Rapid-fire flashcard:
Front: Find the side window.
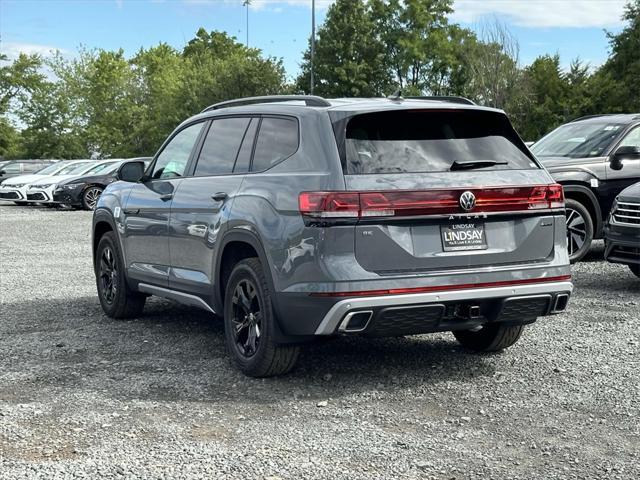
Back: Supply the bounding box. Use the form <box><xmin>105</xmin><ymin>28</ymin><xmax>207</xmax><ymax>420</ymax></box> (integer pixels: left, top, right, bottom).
<box><xmin>251</xmin><ymin>117</ymin><xmax>299</xmax><ymax>172</ymax></box>
<box><xmin>3</xmin><ymin>163</ymin><xmax>22</xmax><ymax>173</ymax></box>
<box><xmin>194</xmin><ymin>117</ymin><xmax>251</xmax><ymax>176</ymax></box>
<box><xmin>22</xmin><ymin>162</ymin><xmax>42</xmax><ymax>173</ymax></box>
<box><xmin>152</xmin><ymin>122</ymin><xmax>203</xmax><ymax>179</ymax></box>
<box><xmin>233</xmin><ymin>118</ymin><xmax>258</xmax><ymax>173</ymax></box>
<box><xmin>619</xmin><ymin>127</ymin><xmax>640</xmax><ymax>148</ymax></box>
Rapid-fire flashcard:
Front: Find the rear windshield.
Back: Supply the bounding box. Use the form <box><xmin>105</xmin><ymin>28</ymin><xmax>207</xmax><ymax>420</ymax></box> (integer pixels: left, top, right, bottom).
<box><xmin>340</xmin><ymin>110</ymin><xmax>537</xmax><ymax>174</ymax></box>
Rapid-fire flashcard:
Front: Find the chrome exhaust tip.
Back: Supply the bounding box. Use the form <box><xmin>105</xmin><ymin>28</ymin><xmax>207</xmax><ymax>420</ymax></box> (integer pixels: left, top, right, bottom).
<box><xmin>338</xmin><ymin>311</ymin><xmax>373</xmax><ymax>333</ymax></box>
<box><xmin>551</xmin><ymin>293</ymin><xmax>569</xmax><ymax>313</ymax></box>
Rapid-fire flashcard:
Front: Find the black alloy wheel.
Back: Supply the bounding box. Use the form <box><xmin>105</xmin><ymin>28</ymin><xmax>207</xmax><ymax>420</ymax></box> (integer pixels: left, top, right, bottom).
<box><xmin>223</xmin><ymin>258</ymin><xmax>300</xmax><ymax>377</ymax></box>
<box><xmin>95</xmin><ymin>232</ymin><xmax>146</xmax><ymax>318</ymax></box>
<box><xmin>98</xmin><ymin>245</ymin><xmax>118</xmax><ymax>306</ymax></box>
<box><xmin>230</xmin><ymin>279</ymin><xmax>262</xmax><ymax>358</ymax></box>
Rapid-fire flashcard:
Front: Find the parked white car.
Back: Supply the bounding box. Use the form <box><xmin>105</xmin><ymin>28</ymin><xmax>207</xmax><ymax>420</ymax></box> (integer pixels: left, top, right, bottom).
<box><xmin>25</xmin><ymin>160</ymin><xmax>118</xmax><ymax>205</ymax></box>
<box><xmin>0</xmin><ymin>161</ymin><xmax>72</xmax><ymax>204</ymax></box>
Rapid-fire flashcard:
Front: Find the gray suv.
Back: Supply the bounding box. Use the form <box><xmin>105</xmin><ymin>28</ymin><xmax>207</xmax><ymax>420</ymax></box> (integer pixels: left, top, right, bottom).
<box><xmin>92</xmin><ymin>95</ymin><xmax>573</xmax><ymax>377</ymax></box>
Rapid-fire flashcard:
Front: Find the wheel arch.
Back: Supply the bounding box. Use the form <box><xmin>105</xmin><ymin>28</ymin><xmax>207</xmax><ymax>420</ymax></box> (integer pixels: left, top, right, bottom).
<box><xmin>215</xmin><ymin>229</ymin><xmax>295</xmax><ymax>343</ymax></box>
<box><xmin>92</xmin><ymin>211</ymin><xmax>117</xmax><ymax>263</ymax></box>
<box><xmin>215</xmin><ymin>229</ymin><xmax>275</xmax><ymax>313</ymax></box>
<box><xmin>561</xmin><ymin>183</ymin><xmax>603</xmax><ymax>237</ymax></box>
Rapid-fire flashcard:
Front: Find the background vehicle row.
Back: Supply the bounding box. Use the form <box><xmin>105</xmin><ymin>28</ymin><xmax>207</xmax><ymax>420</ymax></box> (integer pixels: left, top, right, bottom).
<box><xmin>0</xmin><ymin>158</ymin><xmax>150</xmax><ymax>210</ymax></box>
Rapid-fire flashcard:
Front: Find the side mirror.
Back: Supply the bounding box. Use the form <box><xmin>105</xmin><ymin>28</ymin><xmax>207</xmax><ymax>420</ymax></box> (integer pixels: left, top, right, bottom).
<box><xmin>611</xmin><ymin>145</ymin><xmax>640</xmax><ymax>170</ymax></box>
<box><xmin>116</xmin><ymin>161</ymin><xmax>146</xmax><ymax>182</ymax></box>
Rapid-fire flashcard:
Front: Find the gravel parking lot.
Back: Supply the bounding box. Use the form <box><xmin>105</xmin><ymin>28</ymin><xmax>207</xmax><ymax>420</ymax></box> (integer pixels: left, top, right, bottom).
<box><xmin>1</xmin><ymin>202</ymin><xmax>639</xmax><ymax>479</ymax></box>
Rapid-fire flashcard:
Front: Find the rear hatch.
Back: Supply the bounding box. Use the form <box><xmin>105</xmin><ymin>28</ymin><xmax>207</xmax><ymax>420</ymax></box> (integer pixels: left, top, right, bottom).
<box><xmin>328</xmin><ymin>108</ymin><xmax>562</xmax><ymax>274</ymax></box>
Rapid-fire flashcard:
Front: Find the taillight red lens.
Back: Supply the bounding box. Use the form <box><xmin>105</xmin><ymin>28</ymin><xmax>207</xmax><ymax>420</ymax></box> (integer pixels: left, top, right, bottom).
<box><xmin>298</xmin><ymin>192</ymin><xmax>360</xmax><ymax>218</ymax></box>
<box><xmin>299</xmin><ymin>185</ymin><xmax>565</xmax><ymax>220</ymax></box>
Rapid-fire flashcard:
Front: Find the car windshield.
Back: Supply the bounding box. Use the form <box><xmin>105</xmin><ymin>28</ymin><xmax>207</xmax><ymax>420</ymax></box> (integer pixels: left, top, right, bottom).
<box><xmin>341</xmin><ymin>110</ymin><xmax>537</xmax><ymax>174</ymax></box>
<box><xmin>55</xmin><ymin>162</ymin><xmax>92</xmax><ymax>175</ymax></box>
<box><xmin>35</xmin><ymin>163</ymin><xmax>63</xmax><ymax>175</ymax></box>
<box><xmin>531</xmin><ymin>122</ymin><xmax>625</xmax><ymax>158</ymax></box>
<box><xmin>83</xmin><ymin>162</ymin><xmax>117</xmax><ymax>175</ymax></box>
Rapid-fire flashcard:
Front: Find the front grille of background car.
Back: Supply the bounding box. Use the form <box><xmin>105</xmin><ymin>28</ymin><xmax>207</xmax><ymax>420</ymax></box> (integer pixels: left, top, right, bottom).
<box><xmin>609</xmin><ymin>245</ymin><xmax>640</xmax><ymax>263</ymax></box>
<box><xmin>0</xmin><ymin>192</ymin><xmax>20</xmax><ymax>199</ymax></box>
<box><xmin>613</xmin><ymin>201</ymin><xmax>640</xmax><ymax>226</ymax></box>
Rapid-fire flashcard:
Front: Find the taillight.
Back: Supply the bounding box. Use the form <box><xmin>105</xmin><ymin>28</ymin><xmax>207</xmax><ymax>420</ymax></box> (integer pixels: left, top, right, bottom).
<box><xmin>298</xmin><ymin>192</ymin><xmax>360</xmax><ymax>218</ymax></box>
<box><xmin>299</xmin><ymin>185</ymin><xmax>565</xmax><ymax>220</ymax></box>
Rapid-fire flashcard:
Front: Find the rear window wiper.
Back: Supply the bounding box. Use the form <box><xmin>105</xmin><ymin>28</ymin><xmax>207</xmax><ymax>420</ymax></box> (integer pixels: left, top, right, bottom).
<box><xmin>450</xmin><ymin>160</ymin><xmax>508</xmax><ymax>171</ymax></box>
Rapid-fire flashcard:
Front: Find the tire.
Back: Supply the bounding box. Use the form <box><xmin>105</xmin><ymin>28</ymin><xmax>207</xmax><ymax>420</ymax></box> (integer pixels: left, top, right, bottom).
<box><xmin>95</xmin><ymin>231</ymin><xmax>146</xmax><ymax>319</ymax></box>
<box><xmin>565</xmin><ymin>198</ymin><xmax>594</xmax><ymax>263</ymax></box>
<box><xmin>82</xmin><ymin>186</ymin><xmax>104</xmax><ymax>211</ymax></box>
<box><xmin>629</xmin><ymin>264</ymin><xmax>640</xmax><ymax>278</ymax></box>
<box><xmin>453</xmin><ymin>323</ymin><xmax>525</xmax><ymax>352</ymax></box>
<box><xmin>223</xmin><ymin>257</ymin><xmax>300</xmax><ymax>377</ymax></box>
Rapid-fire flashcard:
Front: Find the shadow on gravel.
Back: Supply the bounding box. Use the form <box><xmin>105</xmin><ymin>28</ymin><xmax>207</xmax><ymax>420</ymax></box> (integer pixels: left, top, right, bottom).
<box><xmin>1</xmin><ymin>295</ymin><xmax>500</xmax><ymax>405</ymax></box>
<box><xmin>581</xmin><ymin>242</ymin><xmax>605</xmax><ymax>262</ymax></box>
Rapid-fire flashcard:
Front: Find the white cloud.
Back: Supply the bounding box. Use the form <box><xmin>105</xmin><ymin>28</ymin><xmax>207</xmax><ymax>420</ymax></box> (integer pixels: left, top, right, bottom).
<box><xmin>452</xmin><ymin>0</ymin><xmax>627</xmax><ymax>28</ymax></box>
<box><xmin>0</xmin><ymin>42</ymin><xmax>68</xmax><ymax>60</ymax></box>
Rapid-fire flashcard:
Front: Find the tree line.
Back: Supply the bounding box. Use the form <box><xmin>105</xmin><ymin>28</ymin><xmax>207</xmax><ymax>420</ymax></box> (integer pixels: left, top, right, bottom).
<box><xmin>1</xmin><ymin>0</ymin><xmax>638</xmax><ymax>159</ymax></box>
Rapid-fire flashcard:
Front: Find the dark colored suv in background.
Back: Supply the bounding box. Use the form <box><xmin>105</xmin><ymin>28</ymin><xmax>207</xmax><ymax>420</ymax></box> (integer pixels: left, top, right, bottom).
<box><xmin>93</xmin><ymin>95</ymin><xmax>572</xmax><ymax>377</ymax></box>
<box><xmin>531</xmin><ymin>114</ymin><xmax>640</xmax><ymax>262</ymax></box>
<box><xmin>605</xmin><ymin>181</ymin><xmax>640</xmax><ymax>277</ymax></box>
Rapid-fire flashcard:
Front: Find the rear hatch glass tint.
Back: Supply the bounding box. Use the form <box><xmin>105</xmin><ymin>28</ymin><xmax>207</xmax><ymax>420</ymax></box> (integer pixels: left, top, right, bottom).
<box><xmin>338</xmin><ymin>109</ymin><xmax>538</xmax><ymax>174</ymax></box>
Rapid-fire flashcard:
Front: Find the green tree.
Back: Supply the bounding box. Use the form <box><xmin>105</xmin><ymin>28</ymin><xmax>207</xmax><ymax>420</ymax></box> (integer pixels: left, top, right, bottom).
<box><xmin>296</xmin><ymin>0</ymin><xmax>390</xmax><ymax>96</ymax></box>
<box><xmin>0</xmin><ymin>53</ymin><xmax>45</xmax><ymax>115</ymax></box>
<box><xmin>370</xmin><ymin>0</ymin><xmax>454</xmax><ymax>94</ymax></box>
<box><xmin>180</xmin><ymin>29</ymin><xmax>287</xmax><ymax>114</ymax></box>
<box><xmin>596</xmin><ymin>0</ymin><xmax>640</xmax><ymax>112</ymax></box>
<box><xmin>130</xmin><ymin>43</ymin><xmax>187</xmax><ymax>155</ymax></box>
<box><xmin>517</xmin><ymin>54</ymin><xmax>569</xmax><ymax>141</ymax></box>
<box><xmin>0</xmin><ymin>116</ymin><xmax>21</xmax><ymax>158</ymax></box>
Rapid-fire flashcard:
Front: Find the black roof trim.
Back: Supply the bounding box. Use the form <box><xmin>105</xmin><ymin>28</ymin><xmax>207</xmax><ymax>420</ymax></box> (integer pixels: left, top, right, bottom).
<box><xmin>202</xmin><ymin>95</ymin><xmax>331</xmax><ymax>112</ymax></box>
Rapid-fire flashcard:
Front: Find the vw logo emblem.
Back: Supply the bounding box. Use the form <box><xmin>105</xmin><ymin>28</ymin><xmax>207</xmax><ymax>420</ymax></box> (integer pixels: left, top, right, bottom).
<box><xmin>459</xmin><ymin>191</ymin><xmax>476</xmax><ymax>211</ymax></box>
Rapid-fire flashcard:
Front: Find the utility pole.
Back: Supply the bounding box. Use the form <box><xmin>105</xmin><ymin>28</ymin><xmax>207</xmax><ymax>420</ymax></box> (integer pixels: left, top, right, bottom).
<box><xmin>243</xmin><ymin>0</ymin><xmax>251</xmax><ymax>47</ymax></box>
<box><xmin>310</xmin><ymin>0</ymin><xmax>315</xmax><ymax>94</ymax></box>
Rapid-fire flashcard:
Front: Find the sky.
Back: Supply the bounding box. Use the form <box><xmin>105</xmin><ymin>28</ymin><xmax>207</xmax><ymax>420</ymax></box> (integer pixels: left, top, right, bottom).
<box><xmin>0</xmin><ymin>0</ymin><xmax>629</xmax><ymax>81</ymax></box>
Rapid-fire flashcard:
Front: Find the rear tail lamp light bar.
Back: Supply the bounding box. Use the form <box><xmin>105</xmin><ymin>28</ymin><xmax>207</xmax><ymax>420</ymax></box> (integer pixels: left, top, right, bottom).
<box><xmin>299</xmin><ymin>185</ymin><xmax>564</xmax><ymax>219</ymax></box>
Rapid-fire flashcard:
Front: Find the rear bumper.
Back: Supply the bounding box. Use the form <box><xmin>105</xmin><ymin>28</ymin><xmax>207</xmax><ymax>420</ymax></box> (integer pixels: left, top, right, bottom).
<box><xmin>312</xmin><ymin>280</ymin><xmax>573</xmax><ymax>336</ymax></box>
<box><xmin>315</xmin><ymin>281</ymin><xmax>573</xmax><ymax>335</ymax></box>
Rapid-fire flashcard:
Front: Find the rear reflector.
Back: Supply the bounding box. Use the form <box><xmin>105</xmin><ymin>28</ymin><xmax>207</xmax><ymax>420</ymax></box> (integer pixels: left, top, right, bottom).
<box><xmin>299</xmin><ymin>185</ymin><xmax>564</xmax><ymax>219</ymax></box>
<box><xmin>310</xmin><ymin>275</ymin><xmax>572</xmax><ymax>297</ymax></box>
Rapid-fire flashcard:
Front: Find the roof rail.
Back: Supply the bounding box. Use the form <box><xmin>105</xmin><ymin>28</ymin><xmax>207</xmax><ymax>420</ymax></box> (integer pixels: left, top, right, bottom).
<box><xmin>405</xmin><ymin>96</ymin><xmax>475</xmax><ymax>106</ymax></box>
<box><xmin>202</xmin><ymin>95</ymin><xmax>331</xmax><ymax>113</ymax></box>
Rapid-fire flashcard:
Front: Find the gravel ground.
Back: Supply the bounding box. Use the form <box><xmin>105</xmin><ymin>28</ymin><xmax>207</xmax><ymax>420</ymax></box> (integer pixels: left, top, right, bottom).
<box><xmin>1</xmin><ymin>202</ymin><xmax>639</xmax><ymax>480</ymax></box>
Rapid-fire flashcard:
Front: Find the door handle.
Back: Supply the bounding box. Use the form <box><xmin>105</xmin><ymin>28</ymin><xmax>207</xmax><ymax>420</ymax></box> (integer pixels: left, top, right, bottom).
<box><xmin>159</xmin><ymin>193</ymin><xmax>173</xmax><ymax>201</ymax></box>
<box><xmin>211</xmin><ymin>192</ymin><xmax>228</xmax><ymax>202</ymax></box>
<box><xmin>123</xmin><ymin>208</ymin><xmax>139</xmax><ymax>215</ymax></box>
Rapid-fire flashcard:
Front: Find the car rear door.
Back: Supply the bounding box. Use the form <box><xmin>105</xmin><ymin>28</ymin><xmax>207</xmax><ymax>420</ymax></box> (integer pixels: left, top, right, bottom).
<box><xmin>329</xmin><ymin>108</ymin><xmax>562</xmax><ymax>274</ymax></box>
<box><xmin>122</xmin><ymin>121</ymin><xmax>205</xmax><ymax>287</ymax></box>
<box><xmin>168</xmin><ymin>116</ymin><xmax>257</xmax><ymax>298</ymax></box>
